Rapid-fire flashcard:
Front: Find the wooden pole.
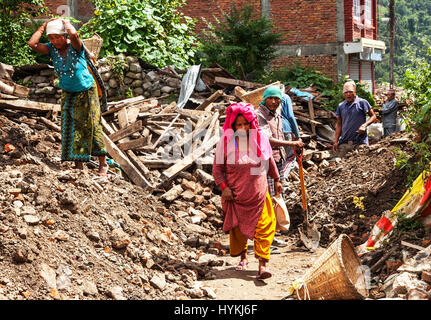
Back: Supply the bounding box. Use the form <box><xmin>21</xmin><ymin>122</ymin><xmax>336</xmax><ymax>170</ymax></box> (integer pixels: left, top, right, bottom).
<box><xmin>389</xmin><ymin>0</ymin><xmax>395</xmax><ymax>89</ymax></box>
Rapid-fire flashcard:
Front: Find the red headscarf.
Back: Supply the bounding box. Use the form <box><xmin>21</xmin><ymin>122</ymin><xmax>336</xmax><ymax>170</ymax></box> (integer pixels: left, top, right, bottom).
<box><xmin>215</xmin><ymin>102</ymin><xmax>272</xmax><ymax>163</ymax></box>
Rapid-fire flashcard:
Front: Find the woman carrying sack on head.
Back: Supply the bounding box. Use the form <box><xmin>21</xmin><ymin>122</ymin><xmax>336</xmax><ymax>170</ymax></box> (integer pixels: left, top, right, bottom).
<box><xmin>212</xmin><ymin>102</ymin><xmax>282</xmax><ymax>280</ymax></box>
<box><xmin>28</xmin><ymin>18</ymin><xmax>108</xmax><ymax>176</ymax></box>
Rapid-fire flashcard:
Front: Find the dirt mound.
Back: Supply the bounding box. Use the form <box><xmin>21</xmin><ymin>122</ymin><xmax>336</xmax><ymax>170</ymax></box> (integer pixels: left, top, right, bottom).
<box><xmin>0</xmin><ymin>111</ymin><xmax>225</xmax><ymax>300</ymax></box>
<box><xmin>283</xmin><ymin>132</ymin><xmax>413</xmax><ymax>248</ymax></box>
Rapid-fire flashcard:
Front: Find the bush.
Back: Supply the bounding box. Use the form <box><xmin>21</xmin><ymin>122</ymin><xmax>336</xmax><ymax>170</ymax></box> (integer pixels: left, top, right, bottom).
<box><xmin>0</xmin><ymin>0</ymin><xmax>46</xmax><ymax>66</ymax></box>
<box><xmin>197</xmin><ymin>3</ymin><xmax>283</xmax><ymax>81</ymax></box>
<box><xmin>396</xmin><ymin>47</ymin><xmax>431</xmax><ymax>184</ymax></box>
<box><xmin>79</xmin><ymin>0</ymin><xmax>197</xmax><ymax>69</ymax></box>
<box><xmin>261</xmin><ymin>64</ymin><xmax>376</xmax><ymax>111</ymax></box>
<box><xmin>260</xmin><ymin>64</ymin><xmax>334</xmax><ymax>95</ymax></box>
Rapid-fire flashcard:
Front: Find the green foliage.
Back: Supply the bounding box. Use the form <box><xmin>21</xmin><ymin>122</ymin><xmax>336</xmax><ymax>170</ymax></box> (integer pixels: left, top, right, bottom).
<box><xmin>79</xmin><ymin>0</ymin><xmax>197</xmax><ymax>69</ymax></box>
<box><xmin>260</xmin><ymin>64</ymin><xmax>376</xmax><ymax>111</ymax></box>
<box><xmin>0</xmin><ymin>0</ymin><xmax>47</xmax><ymax>65</ymax></box>
<box><xmin>395</xmin><ymin>213</ymin><xmax>423</xmax><ymax>232</ymax></box>
<box><xmin>197</xmin><ymin>3</ymin><xmax>283</xmax><ymax>81</ymax></box>
<box><xmin>376</xmin><ymin>0</ymin><xmax>431</xmax><ymax>84</ymax></box>
<box><xmin>393</xmin><ymin>46</ymin><xmax>431</xmax><ymax>185</ymax></box>
<box><xmin>105</xmin><ymin>55</ymin><xmax>127</xmax><ymax>86</ymax></box>
<box><xmin>260</xmin><ymin>64</ymin><xmax>334</xmax><ymax>94</ymax></box>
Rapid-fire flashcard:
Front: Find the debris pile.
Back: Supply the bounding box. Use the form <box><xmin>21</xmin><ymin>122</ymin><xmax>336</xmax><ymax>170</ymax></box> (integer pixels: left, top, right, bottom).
<box><xmin>2</xmin><ymin>56</ymin><xmax>429</xmax><ymax>300</ymax></box>
<box><xmin>0</xmin><ymin>111</ymin><xmax>229</xmax><ymax>300</ymax></box>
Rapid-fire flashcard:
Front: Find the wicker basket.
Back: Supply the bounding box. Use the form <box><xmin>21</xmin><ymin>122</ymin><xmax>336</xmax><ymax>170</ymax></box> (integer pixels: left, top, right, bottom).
<box><xmin>82</xmin><ymin>33</ymin><xmax>103</xmax><ymax>60</ymax></box>
<box><xmin>240</xmin><ymin>81</ymin><xmax>281</xmax><ymax>109</ymax></box>
<box><xmin>295</xmin><ymin>234</ymin><xmax>369</xmax><ymax>300</ymax></box>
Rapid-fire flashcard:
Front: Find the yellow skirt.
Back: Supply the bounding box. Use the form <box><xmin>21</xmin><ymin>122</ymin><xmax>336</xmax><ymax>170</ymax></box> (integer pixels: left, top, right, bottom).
<box><xmin>229</xmin><ymin>191</ymin><xmax>276</xmax><ymax>262</ymax></box>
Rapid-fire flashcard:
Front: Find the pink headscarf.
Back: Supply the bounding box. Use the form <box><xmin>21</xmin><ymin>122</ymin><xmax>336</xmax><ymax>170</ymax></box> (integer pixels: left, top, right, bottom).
<box><xmin>215</xmin><ymin>102</ymin><xmax>272</xmax><ymax>162</ymax></box>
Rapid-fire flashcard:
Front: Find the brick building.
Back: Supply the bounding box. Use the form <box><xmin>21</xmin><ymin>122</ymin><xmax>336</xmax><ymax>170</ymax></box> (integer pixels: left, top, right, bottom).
<box><xmin>44</xmin><ymin>0</ymin><xmax>94</xmax><ymax>22</ymax></box>
<box><xmin>181</xmin><ymin>0</ymin><xmax>385</xmax><ymax>93</ymax></box>
<box><xmin>44</xmin><ymin>0</ymin><xmax>385</xmax><ymax>93</ymax></box>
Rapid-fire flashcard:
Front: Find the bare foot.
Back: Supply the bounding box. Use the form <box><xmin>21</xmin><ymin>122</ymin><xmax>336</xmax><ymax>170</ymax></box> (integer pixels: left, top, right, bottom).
<box><xmin>73</xmin><ymin>162</ymin><xmax>84</xmax><ymax>170</ymax></box>
<box><xmin>98</xmin><ymin>164</ymin><xmax>109</xmax><ymax>177</ymax></box>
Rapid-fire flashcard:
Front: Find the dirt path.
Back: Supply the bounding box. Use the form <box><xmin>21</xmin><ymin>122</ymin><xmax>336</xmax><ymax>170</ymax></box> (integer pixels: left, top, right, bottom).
<box><xmin>201</xmin><ymin>233</ymin><xmax>326</xmax><ymax>300</ymax></box>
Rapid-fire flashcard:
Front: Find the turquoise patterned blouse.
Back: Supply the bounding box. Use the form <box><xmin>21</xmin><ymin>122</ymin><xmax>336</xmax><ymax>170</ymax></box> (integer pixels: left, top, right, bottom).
<box><xmin>46</xmin><ymin>42</ymin><xmax>94</xmax><ymax>93</ymax></box>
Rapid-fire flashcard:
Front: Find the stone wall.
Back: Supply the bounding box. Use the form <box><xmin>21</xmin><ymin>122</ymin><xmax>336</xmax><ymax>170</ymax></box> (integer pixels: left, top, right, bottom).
<box><xmin>23</xmin><ymin>55</ymin><xmax>182</xmax><ymax>104</ymax></box>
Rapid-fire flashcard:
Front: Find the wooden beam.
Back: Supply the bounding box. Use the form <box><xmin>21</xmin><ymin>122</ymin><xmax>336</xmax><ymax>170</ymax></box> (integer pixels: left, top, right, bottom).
<box><xmin>0</xmin><ymin>93</ymin><xmax>19</xmax><ymax>100</ymax></box>
<box><xmin>234</xmin><ymin>86</ymin><xmax>247</xmax><ymax>99</ymax></box>
<box><xmin>196</xmin><ymin>89</ymin><xmax>223</xmax><ymax>111</ymax></box>
<box><xmin>0</xmin><ymin>99</ymin><xmax>60</xmax><ymax>113</ymax></box>
<box><xmin>171</xmin><ymin>114</ymin><xmax>214</xmax><ymax>151</ymax></box>
<box><xmin>0</xmin><ymin>63</ymin><xmax>13</xmax><ymax>80</ymax></box>
<box><xmin>126</xmin><ymin>150</ymin><xmax>151</xmax><ymax>177</ymax></box>
<box><xmin>0</xmin><ymin>79</ymin><xmax>29</xmax><ymax>98</ymax></box>
<box><xmin>214</xmin><ymin>77</ymin><xmax>265</xmax><ymax>89</ymax></box>
<box><xmin>308</xmin><ymin>99</ymin><xmax>316</xmax><ymax>135</ymax></box>
<box><xmin>146</xmin><ymin>120</ymin><xmax>185</xmax><ymax>127</ymax></box>
<box><xmin>202</xmin><ymin>112</ymin><xmax>219</xmax><ymax>145</ymax></box>
<box><xmin>161</xmin><ymin>134</ymin><xmax>220</xmax><ymax>183</ymax></box>
<box><xmin>117</xmin><ymin>106</ymin><xmax>140</xmax><ymax>129</ymax></box>
<box><xmin>117</xmin><ymin>137</ymin><xmax>147</xmax><ymax>151</ymax></box>
<box><xmin>101</xmin><ymin>117</ymin><xmax>152</xmax><ymax>189</ymax></box>
<box><xmin>108</xmin><ymin>120</ymin><xmax>143</xmax><ymax>143</ymax></box>
<box><xmin>39</xmin><ymin>116</ymin><xmax>61</xmax><ymax>132</ymax></box>
<box><xmin>295</xmin><ymin>114</ymin><xmax>323</xmax><ymax>126</ymax></box>
<box><xmin>103</xmin><ymin>133</ymin><xmax>152</xmax><ymax>190</ymax></box>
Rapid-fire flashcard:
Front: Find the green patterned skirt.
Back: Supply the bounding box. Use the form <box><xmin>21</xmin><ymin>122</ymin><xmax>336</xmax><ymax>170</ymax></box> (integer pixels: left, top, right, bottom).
<box><xmin>61</xmin><ymin>83</ymin><xmax>107</xmax><ymax>162</ymax></box>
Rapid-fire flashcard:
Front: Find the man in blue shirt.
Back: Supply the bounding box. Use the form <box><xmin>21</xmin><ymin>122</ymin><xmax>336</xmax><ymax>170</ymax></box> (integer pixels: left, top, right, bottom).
<box><xmin>333</xmin><ymin>81</ymin><xmax>376</xmax><ymax>157</ymax></box>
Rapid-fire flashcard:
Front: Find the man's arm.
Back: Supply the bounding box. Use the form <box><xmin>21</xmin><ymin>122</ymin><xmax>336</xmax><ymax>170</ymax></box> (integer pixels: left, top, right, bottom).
<box><xmin>358</xmin><ymin>108</ymin><xmax>377</xmax><ymax>134</ymax></box>
<box><xmin>269</xmin><ymin>137</ymin><xmax>303</xmax><ymax>148</ymax></box>
<box><xmin>333</xmin><ymin>116</ymin><xmax>342</xmax><ymax>152</ymax></box>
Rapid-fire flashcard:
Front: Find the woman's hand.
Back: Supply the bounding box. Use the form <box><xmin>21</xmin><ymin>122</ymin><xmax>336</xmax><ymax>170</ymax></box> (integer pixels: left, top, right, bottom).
<box><xmin>222</xmin><ymin>186</ymin><xmax>235</xmax><ymax>201</ymax></box>
<box><xmin>274</xmin><ymin>179</ymin><xmax>283</xmax><ymax>196</ymax></box>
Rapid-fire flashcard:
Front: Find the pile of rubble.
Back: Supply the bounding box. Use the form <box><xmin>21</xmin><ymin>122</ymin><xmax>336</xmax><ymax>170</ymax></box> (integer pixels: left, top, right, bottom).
<box><xmin>0</xmin><ymin>110</ymin><xmax>232</xmax><ymax>300</ymax></box>
<box><xmin>2</xmin><ymin>55</ymin><xmax>430</xmax><ymax>300</ymax></box>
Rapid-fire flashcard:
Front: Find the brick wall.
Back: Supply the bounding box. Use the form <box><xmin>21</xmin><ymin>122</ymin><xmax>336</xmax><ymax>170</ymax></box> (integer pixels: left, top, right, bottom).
<box><xmin>182</xmin><ymin>0</ymin><xmax>337</xmax><ymax>45</ymax></box>
<box><xmin>182</xmin><ymin>0</ymin><xmax>339</xmax><ymax>79</ymax></box>
<box><xmin>43</xmin><ymin>0</ymin><xmax>94</xmax><ymax>21</ymax></box>
<box><xmin>44</xmin><ymin>0</ymin><xmax>67</xmax><ymax>16</ymax></box>
<box><xmin>344</xmin><ymin>0</ymin><xmax>378</xmax><ymax>42</ymax></box>
<box><xmin>77</xmin><ymin>1</ymin><xmax>94</xmax><ymax>22</ymax></box>
<box><xmin>181</xmin><ymin>0</ymin><xmax>261</xmax><ymax>33</ymax></box>
<box><xmin>269</xmin><ymin>0</ymin><xmax>337</xmax><ymax>46</ymax></box>
<box><xmin>273</xmin><ymin>55</ymin><xmax>338</xmax><ymax>81</ymax></box>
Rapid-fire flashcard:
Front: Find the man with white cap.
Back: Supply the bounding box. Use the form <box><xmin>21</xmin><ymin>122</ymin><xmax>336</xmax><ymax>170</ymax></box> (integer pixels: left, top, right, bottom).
<box><xmin>333</xmin><ymin>81</ymin><xmax>376</xmax><ymax>157</ymax></box>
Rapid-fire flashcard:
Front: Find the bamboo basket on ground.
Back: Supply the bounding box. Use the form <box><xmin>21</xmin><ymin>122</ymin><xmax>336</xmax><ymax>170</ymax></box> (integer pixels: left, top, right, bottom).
<box><xmin>294</xmin><ymin>234</ymin><xmax>369</xmax><ymax>300</ymax></box>
<box><xmin>240</xmin><ymin>81</ymin><xmax>281</xmax><ymax>109</ymax></box>
<box><xmin>82</xmin><ymin>33</ymin><xmax>103</xmax><ymax>60</ymax></box>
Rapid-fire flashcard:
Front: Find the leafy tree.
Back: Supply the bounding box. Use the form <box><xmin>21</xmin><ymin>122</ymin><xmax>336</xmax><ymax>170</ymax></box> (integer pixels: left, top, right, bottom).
<box><xmin>79</xmin><ymin>0</ymin><xmax>197</xmax><ymax>69</ymax></box>
<box><xmin>376</xmin><ymin>0</ymin><xmax>431</xmax><ymax>84</ymax></box>
<box><xmin>398</xmin><ymin>47</ymin><xmax>431</xmax><ymax>183</ymax></box>
<box><xmin>0</xmin><ymin>0</ymin><xmax>46</xmax><ymax>65</ymax></box>
<box><xmin>197</xmin><ymin>3</ymin><xmax>283</xmax><ymax>81</ymax></box>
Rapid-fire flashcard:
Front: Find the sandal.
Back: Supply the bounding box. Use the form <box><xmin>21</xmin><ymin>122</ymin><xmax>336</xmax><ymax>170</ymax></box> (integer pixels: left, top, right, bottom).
<box><xmin>256</xmin><ymin>267</ymin><xmax>272</xmax><ymax>280</ymax></box>
<box><xmin>235</xmin><ymin>261</ymin><xmax>248</xmax><ymax>271</ymax></box>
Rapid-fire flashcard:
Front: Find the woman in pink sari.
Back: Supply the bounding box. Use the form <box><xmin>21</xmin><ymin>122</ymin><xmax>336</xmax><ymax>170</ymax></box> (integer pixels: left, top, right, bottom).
<box><xmin>212</xmin><ymin>102</ymin><xmax>282</xmax><ymax>279</ymax></box>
